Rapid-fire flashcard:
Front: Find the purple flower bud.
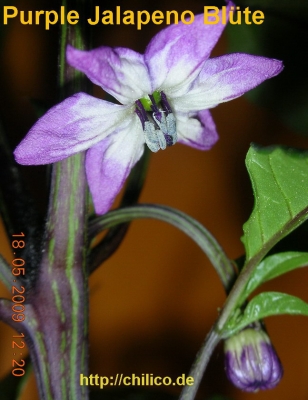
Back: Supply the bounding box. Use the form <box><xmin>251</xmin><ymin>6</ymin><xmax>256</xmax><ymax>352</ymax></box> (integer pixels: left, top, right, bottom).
<box><xmin>224</xmin><ymin>327</ymin><xmax>283</xmax><ymax>392</ymax></box>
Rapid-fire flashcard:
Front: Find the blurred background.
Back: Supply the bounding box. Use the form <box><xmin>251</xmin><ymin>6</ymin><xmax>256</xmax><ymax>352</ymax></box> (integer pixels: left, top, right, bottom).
<box><xmin>1</xmin><ymin>0</ymin><xmax>308</xmax><ymax>399</ymax></box>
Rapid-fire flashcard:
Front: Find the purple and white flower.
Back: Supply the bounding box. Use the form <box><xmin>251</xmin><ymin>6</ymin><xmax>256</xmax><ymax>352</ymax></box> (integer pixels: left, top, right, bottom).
<box><xmin>224</xmin><ymin>327</ymin><xmax>283</xmax><ymax>392</ymax></box>
<box><xmin>14</xmin><ymin>6</ymin><xmax>283</xmax><ymax>214</ymax></box>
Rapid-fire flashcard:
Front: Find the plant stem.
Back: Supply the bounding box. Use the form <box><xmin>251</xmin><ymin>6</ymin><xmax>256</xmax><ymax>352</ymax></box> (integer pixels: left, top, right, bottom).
<box><xmin>27</xmin><ymin>154</ymin><xmax>88</xmax><ymax>400</ymax></box>
<box><xmin>22</xmin><ymin>0</ymin><xmax>90</xmax><ymax>398</ymax></box>
<box><xmin>89</xmin><ymin>204</ymin><xmax>236</xmax><ymax>292</ymax></box>
<box><xmin>178</xmin><ymin>328</ymin><xmax>220</xmax><ymax>400</ymax></box>
<box><xmin>0</xmin><ymin>254</ymin><xmax>12</xmax><ymax>291</ymax></box>
<box><xmin>178</xmin><ymin>218</ymin><xmax>292</xmax><ymax>400</ymax></box>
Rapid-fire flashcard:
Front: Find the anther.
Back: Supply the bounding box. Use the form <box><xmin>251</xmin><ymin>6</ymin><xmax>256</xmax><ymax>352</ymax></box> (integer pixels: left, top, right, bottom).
<box><xmin>135</xmin><ymin>92</ymin><xmax>177</xmax><ymax>152</ymax></box>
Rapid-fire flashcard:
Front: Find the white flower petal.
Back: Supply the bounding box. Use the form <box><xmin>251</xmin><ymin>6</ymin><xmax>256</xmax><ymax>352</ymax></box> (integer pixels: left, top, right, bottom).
<box><xmin>14</xmin><ymin>93</ymin><xmax>133</xmax><ymax>165</ymax></box>
<box><xmin>176</xmin><ymin>109</ymin><xmax>218</xmax><ymax>150</ymax></box>
<box><xmin>67</xmin><ymin>45</ymin><xmax>151</xmax><ymax>104</ymax></box>
<box><xmin>174</xmin><ymin>53</ymin><xmax>283</xmax><ymax>112</ymax></box>
<box><xmin>86</xmin><ymin>113</ymin><xmax>145</xmax><ymax>214</ymax></box>
<box><xmin>145</xmin><ymin>8</ymin><xmax>231</xmax><ymax>97</ymax></box>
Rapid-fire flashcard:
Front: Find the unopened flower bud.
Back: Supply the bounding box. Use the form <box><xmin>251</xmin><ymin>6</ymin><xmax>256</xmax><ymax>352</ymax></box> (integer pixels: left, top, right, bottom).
<box><xmin>224</xmin><ymin>327</ymin><xmax>283</xmax><ymax>392</ymax></box>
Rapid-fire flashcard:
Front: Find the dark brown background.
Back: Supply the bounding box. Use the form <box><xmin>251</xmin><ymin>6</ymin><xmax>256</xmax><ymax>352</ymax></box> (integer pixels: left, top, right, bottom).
<box><xmin>1</xmin><ymin>0</ymin><xmax>308</xmax><ymax>399</ymax></box>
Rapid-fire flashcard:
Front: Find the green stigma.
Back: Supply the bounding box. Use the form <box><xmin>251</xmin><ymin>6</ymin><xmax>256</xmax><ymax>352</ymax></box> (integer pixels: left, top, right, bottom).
<box><xmin>139</xmin><ymin>91</ymin><xmax>161</xmax><ymax>111</ymax></box>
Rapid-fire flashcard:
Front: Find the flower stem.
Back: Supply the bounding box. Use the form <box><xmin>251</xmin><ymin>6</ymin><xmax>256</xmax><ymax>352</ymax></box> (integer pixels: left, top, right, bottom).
<box><xmin>89</xmin><ymin>204</ymin><xmax>236</xmax><ymax>292</ymax></box>
<box><xmin>89</xmin><ymin>204</ymin><xmax>235</xmax><ymax>400</ymax></box>
<box><xmin>178</xmin><ymin>328</ymin><xmax>220</xmax><ymax>400</ymax></box>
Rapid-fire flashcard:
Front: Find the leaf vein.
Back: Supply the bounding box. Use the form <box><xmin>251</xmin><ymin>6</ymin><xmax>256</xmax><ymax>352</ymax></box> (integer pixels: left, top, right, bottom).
<box><xmin>268</xmin><ymin>154</ymin><xmax>293</xmax><ymax>218</ymax></box>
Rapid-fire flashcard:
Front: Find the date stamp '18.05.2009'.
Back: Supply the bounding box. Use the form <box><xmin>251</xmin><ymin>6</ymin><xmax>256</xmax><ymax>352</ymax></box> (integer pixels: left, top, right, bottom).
<box><xmin>10</xmin><ymin>232</ymin><xmax>27</xmax><ymax>377</ymax></box>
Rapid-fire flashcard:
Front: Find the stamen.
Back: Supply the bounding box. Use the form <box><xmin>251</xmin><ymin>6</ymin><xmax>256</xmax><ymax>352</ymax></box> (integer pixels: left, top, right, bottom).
<box><xmin>165</xmin><ymin>135</ymin><xmax>173</xmax><ymax>147</ymax></box>
<box><xmin>144</xmin><ymin>121</ymin><xmax>160</xmax><ymax>152</ymax></box>
<box><xmin>161</xmin><ymin>92</ymin><xmax>172</xmax><ymax>114</ymax></box>
<box><xmin>135</xmin><ymin>93</ymin><xmax>177</xmax><ymax>152</ymax></box>
<box><xmin>149</xmin><ymin>94</ymin><xmax>163</xmax><ymax>124</ymax></box>
<box><xmin>135</xmin><ymin>100</ymin><xmax>148</xmax><ymax>128</ymax></box>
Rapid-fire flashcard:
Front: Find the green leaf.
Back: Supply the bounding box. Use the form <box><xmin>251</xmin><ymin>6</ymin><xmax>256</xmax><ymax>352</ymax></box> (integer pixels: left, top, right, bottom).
<box><xmin>226</xmin><ymin>0</ymin><xmax>308</xmax><ymax>135</ymax></box>
<box><xmin>242</xmin><ymin>252</ymin><xmax>308</xmax><ymax>300</ymax></box>
<box><xmin>226</xmin><ymin>292</ymin><xmax>308</xmax><ymax>335</ymax></box>
<box><xmin>242</xmin><ymin>145</ymin><xmax>308</xmax><ymax>262</ymax></box>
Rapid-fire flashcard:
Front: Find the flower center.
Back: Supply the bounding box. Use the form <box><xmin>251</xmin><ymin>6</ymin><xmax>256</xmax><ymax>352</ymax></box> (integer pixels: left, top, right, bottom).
<box><xmin>135</xmin><ymin>91</ymin><xmax>177</xmax><ymax>153</ymax></box>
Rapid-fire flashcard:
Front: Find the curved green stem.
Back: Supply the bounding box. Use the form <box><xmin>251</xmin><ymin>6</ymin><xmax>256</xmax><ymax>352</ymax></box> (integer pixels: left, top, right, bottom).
<box><xmin>89</xmin><ymin>204</ymin><xmax>236</xmax><ymax>292</ymax></box>
<box><xmin>89</xmin><ymin>204</ymin><xmax>235</xmax><ymax>400</ymax></box>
